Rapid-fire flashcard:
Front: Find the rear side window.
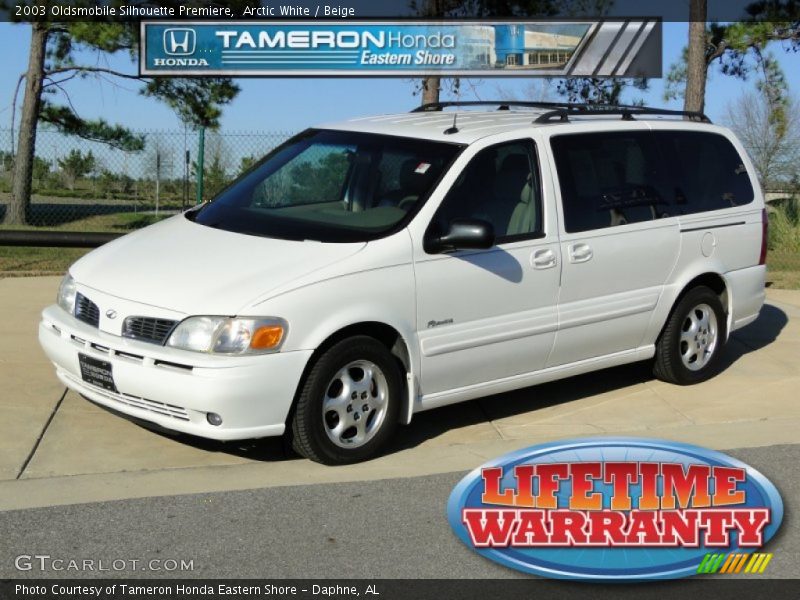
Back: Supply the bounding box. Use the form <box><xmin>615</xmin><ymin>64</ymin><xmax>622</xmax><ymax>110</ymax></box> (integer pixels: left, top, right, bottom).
<box><xmin>551</xmin><ymin>131</ymin><xmax>671</xmax><ymax>233</ymax></box>
<box><xmin>551</xmin><ymin>130</ymin><xmax>755</xmax><ymax>234</ymax></box>
<box><xmin>655</xmin><ymin>131</ymin><xmax>754</xmax><ymax>214</ymax></box>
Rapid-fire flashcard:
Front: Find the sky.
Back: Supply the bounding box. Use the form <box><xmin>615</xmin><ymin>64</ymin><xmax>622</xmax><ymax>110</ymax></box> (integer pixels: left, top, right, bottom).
<box><xmin>0</xmin><ymin>21</ymin><xmax>799</xmax><ymax>136</ymax></box>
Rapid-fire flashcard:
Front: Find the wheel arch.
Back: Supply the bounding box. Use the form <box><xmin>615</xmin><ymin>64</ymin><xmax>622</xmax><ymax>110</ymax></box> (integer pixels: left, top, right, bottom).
<box><xmin>288</xmin><ymin>321</ymin><xmax>417</xmax><ymax>429</ymax></box>
<box><xmin>658</xmin><ymin>271</ymin><xmax>731</xmax><ymax>344</ymax></box>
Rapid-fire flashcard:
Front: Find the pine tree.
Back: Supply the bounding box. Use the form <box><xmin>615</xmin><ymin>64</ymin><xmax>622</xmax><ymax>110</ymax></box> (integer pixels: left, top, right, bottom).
<box><xmin>6</xmin><ymin>3</ymin><xmax>253</xmax><ymax>225</ymax></box>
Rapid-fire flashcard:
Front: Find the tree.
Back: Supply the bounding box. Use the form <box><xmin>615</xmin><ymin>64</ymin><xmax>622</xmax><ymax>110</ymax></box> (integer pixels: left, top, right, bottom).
<box><xmin>287</xmin><ymin>151</ymin><xmax>351</xmax><ymax>204</ymax></box>
<box><xmin>239</xmin><ymin>155</ymin><xmax>258</xmax><ymax>175</ymax></box>
<box><xmin>9</xmin><ymin>21</ymin><xmax>48</xmax><ymax>225</ymax></box>
<box><xmin>0</xmin><ymin>151</ymin><xmax>49</xmax><ymax>182</ymax></box>
<box><xmin>97</xmin><ymin>169</ymin><xmax>134</xmax><ymax>199</ymax></box>
<box><xmin>414</xmin><ymin>0</ymin><xmax>455</xmax><ymax>105</ymax></box>
<box><xmin>31</xmin><ymin>155</ymin><xmax>51</xmax><ymax>184</ymax></box>
<box><xmin>725</xmin><ymin>91</ymin><xmax>800</xmax><ymax>189</ymax></box>
<box><xmin>684</xmin><ymin>0</ymin><xmax>708</xmax><ymax>113</ymax></box>
<box><xmin>6</xmin><ymin>3</ymin><xmax>249</xmax><ymax>225</ymax></box>
<box><xmin>192</xmin><ymin>132</ymin><xmax>232</xmax><ymax>199</ymax></box>
<box><xmin>666</xmin><ymin>3</ymin><xmax>800</xmax><ymax>115</ymax></box>
<box><xmin>57</xmin><ymin>149</ymin><xmax>96</xmax><ymax>191</ymax></box>
<box><xmin>0</xmin><ymin>151</ymin><xmax>14</xmax><ymax>174</ymax></box>
<box><xmin>554</xmin><ymin>77</ymin><xmax>648</xmax><ymax>105</ymax></box>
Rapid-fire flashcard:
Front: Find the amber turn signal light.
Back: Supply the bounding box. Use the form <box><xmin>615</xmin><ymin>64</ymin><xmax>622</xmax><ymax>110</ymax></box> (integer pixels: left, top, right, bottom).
<box><xmin>250</xmin><ymin>325</ymin><xmax>285</xmax><ymax>350</ymax></box>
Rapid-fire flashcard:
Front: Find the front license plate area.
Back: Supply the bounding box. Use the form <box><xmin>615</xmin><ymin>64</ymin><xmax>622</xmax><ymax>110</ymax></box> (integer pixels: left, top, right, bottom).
<box><xmin>78</xmin><ymin>353</ymin><xmax>117</xmax><ymax>392</ymax></box>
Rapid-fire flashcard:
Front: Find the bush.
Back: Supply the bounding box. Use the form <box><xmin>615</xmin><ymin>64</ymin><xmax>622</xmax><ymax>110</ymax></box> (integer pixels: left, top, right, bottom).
<box><xmin>769</xmin><ymin>198</ymin><xmax>800</xmax><ymax>255</ymax></box>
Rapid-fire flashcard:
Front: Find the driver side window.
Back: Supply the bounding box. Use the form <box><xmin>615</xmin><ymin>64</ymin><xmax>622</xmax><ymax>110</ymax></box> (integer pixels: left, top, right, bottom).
<box><xmin>432</xmin><ymin>139</ymin><xmax>542</xmax><ymax>243</ymax></box>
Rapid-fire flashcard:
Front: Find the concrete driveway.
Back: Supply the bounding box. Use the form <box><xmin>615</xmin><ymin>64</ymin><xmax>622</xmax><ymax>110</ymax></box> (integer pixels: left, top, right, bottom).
<box><xmin>0</xmin><ymin>276</ymin><xmax>798</xmax><ymax>511</ymax></box>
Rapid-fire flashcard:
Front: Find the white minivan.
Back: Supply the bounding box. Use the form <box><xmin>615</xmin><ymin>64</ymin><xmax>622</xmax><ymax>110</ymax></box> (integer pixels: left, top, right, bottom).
<box><xmin>39</xmin><ymin>102</ymin><xmax>767</xmax><ymax>464</ymax></box>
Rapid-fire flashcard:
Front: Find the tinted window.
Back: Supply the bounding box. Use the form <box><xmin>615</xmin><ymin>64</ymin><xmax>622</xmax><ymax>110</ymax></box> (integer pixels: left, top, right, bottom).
<box><xmin>551</xmin><ymin>131</ymin><xmax>672</xmax><ymax>233</ymax></box>
<box><xmin>251</xmin><ymin>142</ymin><xmax>353</xmax><ymax>208</ymax></box>
<box><xmin>551</xmin><ymin>130</ymin><xmax>755</xmax><ymax>234</ymax></box>
<box><xmin>655</xmin><ymin>131</ymin><xmax>754</xmax><ymax>214</ymax></box>
<box><xmin>431</xmin><ymin>140</ymin><xmax>542</xmax><ymax>242</ymax></box>
<box><xmin>191</xmin><ymin>129</ymin><xmax>461</xmax><ymax>243</ymax></box>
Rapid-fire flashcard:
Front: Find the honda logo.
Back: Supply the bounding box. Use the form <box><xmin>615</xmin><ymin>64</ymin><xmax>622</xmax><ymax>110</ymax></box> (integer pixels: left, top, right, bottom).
<box><xmin>163</xmin><ymin>28</ymin><xmax>196</xmax><ymax>56</ymax></box>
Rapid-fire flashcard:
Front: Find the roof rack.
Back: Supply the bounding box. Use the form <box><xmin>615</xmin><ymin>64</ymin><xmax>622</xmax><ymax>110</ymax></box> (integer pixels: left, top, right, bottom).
<box><xmin>411</xmin><ymin>100</ymin><xmax>712</xmax><ymax>124</ymax></box>
<box><xmin>413</xmin><ymin>100</ymin><xmax>585</xmax><ymax>112</ymax></box>
<box><xmin>533</xmin><ymin>106</ymin><xmax>711</xmax><ymax>124</ymax></box>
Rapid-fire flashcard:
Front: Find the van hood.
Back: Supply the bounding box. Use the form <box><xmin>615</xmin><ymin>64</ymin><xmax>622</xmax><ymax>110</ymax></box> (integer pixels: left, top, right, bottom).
<box><xmin>70</xmin><ymin>214</ymin><xmax>366</xmax><ymax>315</ymax></box>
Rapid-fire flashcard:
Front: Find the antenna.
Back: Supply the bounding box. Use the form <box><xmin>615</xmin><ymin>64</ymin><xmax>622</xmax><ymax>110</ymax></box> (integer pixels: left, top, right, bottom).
<box><xmin>444</xmin><ymin>81</ymin><xmax>461</xmax><ymax>135</ymax></box>
<box><xmin>444</xmin><ymin>112</ymin><xmax>459</xmax><ymax>135</ymax></box>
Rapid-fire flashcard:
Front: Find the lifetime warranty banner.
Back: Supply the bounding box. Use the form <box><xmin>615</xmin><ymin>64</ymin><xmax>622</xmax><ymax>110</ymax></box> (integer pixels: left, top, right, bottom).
<box><xmin>139</xmin><ymin>20</ymin><xmax>662</xmax><ymax>77</ymax></box>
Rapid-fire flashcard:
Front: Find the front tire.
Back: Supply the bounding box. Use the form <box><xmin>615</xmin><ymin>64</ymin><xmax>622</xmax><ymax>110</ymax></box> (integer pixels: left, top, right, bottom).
<box><xmin>653</xmin><ymin>286</ymin><xmax>727</xmax><ymax>385</ymax></box>
<box><xmin>290</xmin><ymin>336</ymin><xmax>402</xmax><ymax>465</ymax></box>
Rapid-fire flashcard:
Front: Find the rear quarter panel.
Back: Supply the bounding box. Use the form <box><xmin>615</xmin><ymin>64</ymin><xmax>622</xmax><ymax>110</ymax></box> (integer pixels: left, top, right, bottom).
<box><xmin>641</xmin><ymin>123</ymin><xmax>765</xmax><ymax>343</ymax></box>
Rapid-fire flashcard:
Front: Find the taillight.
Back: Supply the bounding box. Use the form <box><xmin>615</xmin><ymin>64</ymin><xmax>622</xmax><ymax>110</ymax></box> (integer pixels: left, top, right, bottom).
<box><xmin>759</xmin><ymin>208</ymin><xmax>768</xmax><ymax>266</ymax></box>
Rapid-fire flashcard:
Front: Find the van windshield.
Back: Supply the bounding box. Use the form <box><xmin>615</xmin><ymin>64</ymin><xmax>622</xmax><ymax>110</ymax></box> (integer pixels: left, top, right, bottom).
<box><xmin>188</xmin><ymin>129</ymin><xmax>462</xmax><ymax>242</ymax></box>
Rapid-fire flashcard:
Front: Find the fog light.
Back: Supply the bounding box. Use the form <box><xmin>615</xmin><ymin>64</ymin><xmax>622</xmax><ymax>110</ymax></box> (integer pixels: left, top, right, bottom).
<box><xmin>207</xmin><ymin>412</ymin><xmax>223</xmax><ymax>426</ymax></box>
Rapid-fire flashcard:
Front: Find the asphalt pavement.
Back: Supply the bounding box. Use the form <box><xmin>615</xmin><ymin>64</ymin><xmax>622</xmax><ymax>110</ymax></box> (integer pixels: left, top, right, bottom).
<box><xmin>1</xmin><ymin>443</ymin><xmax>797</xmax><ymax>580</ymax></box>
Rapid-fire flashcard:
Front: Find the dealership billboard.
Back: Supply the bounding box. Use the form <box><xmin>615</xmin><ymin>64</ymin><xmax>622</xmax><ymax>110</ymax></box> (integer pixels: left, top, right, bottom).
<box><xmin>140</xmin><ymin>20</ymin><xmax>662</xmax><ymax>77</ymax></box>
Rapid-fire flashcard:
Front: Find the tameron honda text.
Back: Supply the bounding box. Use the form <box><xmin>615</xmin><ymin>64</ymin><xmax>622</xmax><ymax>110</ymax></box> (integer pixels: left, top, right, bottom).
<box><xmin>447</xmin><ymin>438</ymin><xmax>783</xmax><ymax>580</ymax></box>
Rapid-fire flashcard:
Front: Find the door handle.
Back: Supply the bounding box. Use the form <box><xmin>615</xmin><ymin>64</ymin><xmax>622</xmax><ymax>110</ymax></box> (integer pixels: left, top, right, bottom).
<box><xmin>569</xmin><ymin>243</ymin><xmax>593</xmax><ymax>264</ymax></box>
<box><xmin>532</xmin><ymin>248</ymin><xmax>557</xmax><ymax>269</ymax></box>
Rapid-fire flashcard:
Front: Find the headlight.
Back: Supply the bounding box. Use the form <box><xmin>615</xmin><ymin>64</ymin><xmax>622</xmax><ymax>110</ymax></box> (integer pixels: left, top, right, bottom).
<box><xmin>165</xmin><ymin>316</ymin><xmax>287</xmax><ymax>355</ymax></box>
<box><xmin>57</xmin><ymin>273</ymin><xmax>77</xmax><ymax>315</ymax></box>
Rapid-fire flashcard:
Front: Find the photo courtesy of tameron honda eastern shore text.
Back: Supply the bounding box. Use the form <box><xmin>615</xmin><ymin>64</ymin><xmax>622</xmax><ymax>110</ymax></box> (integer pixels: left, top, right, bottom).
<box><xmin>38</xmin><ymin>101</ymin><xmax>767</xmax><ymax>465</ymax></box>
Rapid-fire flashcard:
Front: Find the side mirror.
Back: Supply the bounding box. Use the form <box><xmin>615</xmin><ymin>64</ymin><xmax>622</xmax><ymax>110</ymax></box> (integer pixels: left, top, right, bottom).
<box><xmin>425</xmin><ymin>218</ymin><xmax>495</xmax><ymax>254</ymax></box>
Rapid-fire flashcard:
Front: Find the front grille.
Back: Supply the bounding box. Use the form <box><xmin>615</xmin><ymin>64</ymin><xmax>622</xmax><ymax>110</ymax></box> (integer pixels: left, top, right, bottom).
<box><xmin>74</xmin><ymin>293</ymin><xmax>100</xmax><ymax>327</ymax></box>
<box><xmin>122</xmin><ymin>316</ymin><xmax>178</xmax><ymax>345</ymax></box>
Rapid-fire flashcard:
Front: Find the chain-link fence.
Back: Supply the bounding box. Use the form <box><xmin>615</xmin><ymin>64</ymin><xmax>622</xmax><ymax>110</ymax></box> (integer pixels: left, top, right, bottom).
<box><xmin>767</xmin><ymin>195</ymin><xmax>800</xmax><ymax>289</ymax></box>
<box><xmin>0</xmin><ymin>126</ymin><xmax>798</xmax><ymax>287</ymax></box>
<box><xmin>0</xmin><ymin>127</ymin><xmax>294</xmax><ymax>232</ymax></box>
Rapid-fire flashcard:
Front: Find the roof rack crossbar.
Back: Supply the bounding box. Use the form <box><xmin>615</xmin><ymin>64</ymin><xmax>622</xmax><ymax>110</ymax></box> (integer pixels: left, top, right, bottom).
<box><xmin>411</xmin><ymin>100</ymin><xmax>711</xmax><ymax>124</ymax></box>
<box><xmin>533</xmin><ymin>106</ymin><xmax>711</xmax><ymax>124</ymax></box>
<box><xmin>413</xmin><ymin>100</ymin><xmax>603</xmax><ymax>113</ymax></box>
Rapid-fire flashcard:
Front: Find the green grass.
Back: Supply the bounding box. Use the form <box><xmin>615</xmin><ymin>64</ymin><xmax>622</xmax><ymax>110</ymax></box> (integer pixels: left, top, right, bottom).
<box><xmin>767</xmin><ymin>251</ymin><xmax>800</xmax><ymax>290</ymax></box>
<box><xmin>0</xmin><ymin>212</ymin><xmax>170</xmax><ymax>275</ymax></box>
<box><xmin>0</xmin><ymin>246</ymin><xmax>90</xmax><ymax>274</ymax></box>
<box><xmin>0</xmin><ymin>211</ymin><xmax>170</xmax><ymax>233</ymax></box>
<box><xmin>766</xmin><ymin>199</ymin><xmax>800</xmax><ymax>289</ymax></box>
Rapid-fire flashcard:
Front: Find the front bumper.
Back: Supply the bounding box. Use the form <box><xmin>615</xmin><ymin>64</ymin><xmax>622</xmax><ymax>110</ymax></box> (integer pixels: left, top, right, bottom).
<box><xmin>38</xmin><ymin>305</ymin><xmax>313</xmax><ymax>441</ymax></box>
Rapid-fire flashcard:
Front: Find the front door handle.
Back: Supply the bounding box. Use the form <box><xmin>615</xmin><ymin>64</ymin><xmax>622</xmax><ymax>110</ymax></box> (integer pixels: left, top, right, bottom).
<box><xmin>569</xmin><ymin>243</ymin><xmax>593</xmax><ymax>264</ymax></box>
<box><xmin>532</xmin><ymin>248</ymin><xmax>557</xmax><ymax>269</ymax></box>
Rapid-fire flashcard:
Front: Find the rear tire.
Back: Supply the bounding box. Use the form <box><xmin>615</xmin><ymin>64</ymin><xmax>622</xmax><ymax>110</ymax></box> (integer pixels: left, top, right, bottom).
<box><xmin>290</xmin><ymin>336</ymin><xmax>402</xmax><ymax>465</ymax></box>
<box><xmin>653</xmin><ymin>286</ymin><xmax>727</xmax><ymax>385</ymax></box>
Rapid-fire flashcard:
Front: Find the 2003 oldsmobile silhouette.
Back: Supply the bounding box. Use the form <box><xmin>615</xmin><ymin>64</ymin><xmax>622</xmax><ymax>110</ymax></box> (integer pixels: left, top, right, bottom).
<box><xmin>39</xmin><ymin>101</ymin><xmax>767</xmax><ymax>464</ymax></box>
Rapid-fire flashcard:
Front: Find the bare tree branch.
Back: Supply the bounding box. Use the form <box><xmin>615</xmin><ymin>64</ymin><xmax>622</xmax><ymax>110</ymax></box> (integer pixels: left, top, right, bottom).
<box><xmin>42</xmin><ymin>71</ymin><xmax>81</xmax><ymax>89</ymax></box>
<box><xmin>43</xmin><ymin>66</ymin><xmax>149</xmax><ymax>82</ymax></box>
<box><xmin>48</xmin><ymin>80</ymin><xmax>80</xmax><ymax>118</ymax></box>
<box><xmin>725</xmin><ymin>91</ymin><xmax>800</xmax><ymax>188</ymax></box>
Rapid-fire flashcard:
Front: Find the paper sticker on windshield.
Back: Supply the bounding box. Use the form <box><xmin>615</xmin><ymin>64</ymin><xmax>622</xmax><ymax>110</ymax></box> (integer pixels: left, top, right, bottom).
<box><xmin>415</xmin><ymin>162</ymin><xmax>431</xmax><ymax>174</ymax></box>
